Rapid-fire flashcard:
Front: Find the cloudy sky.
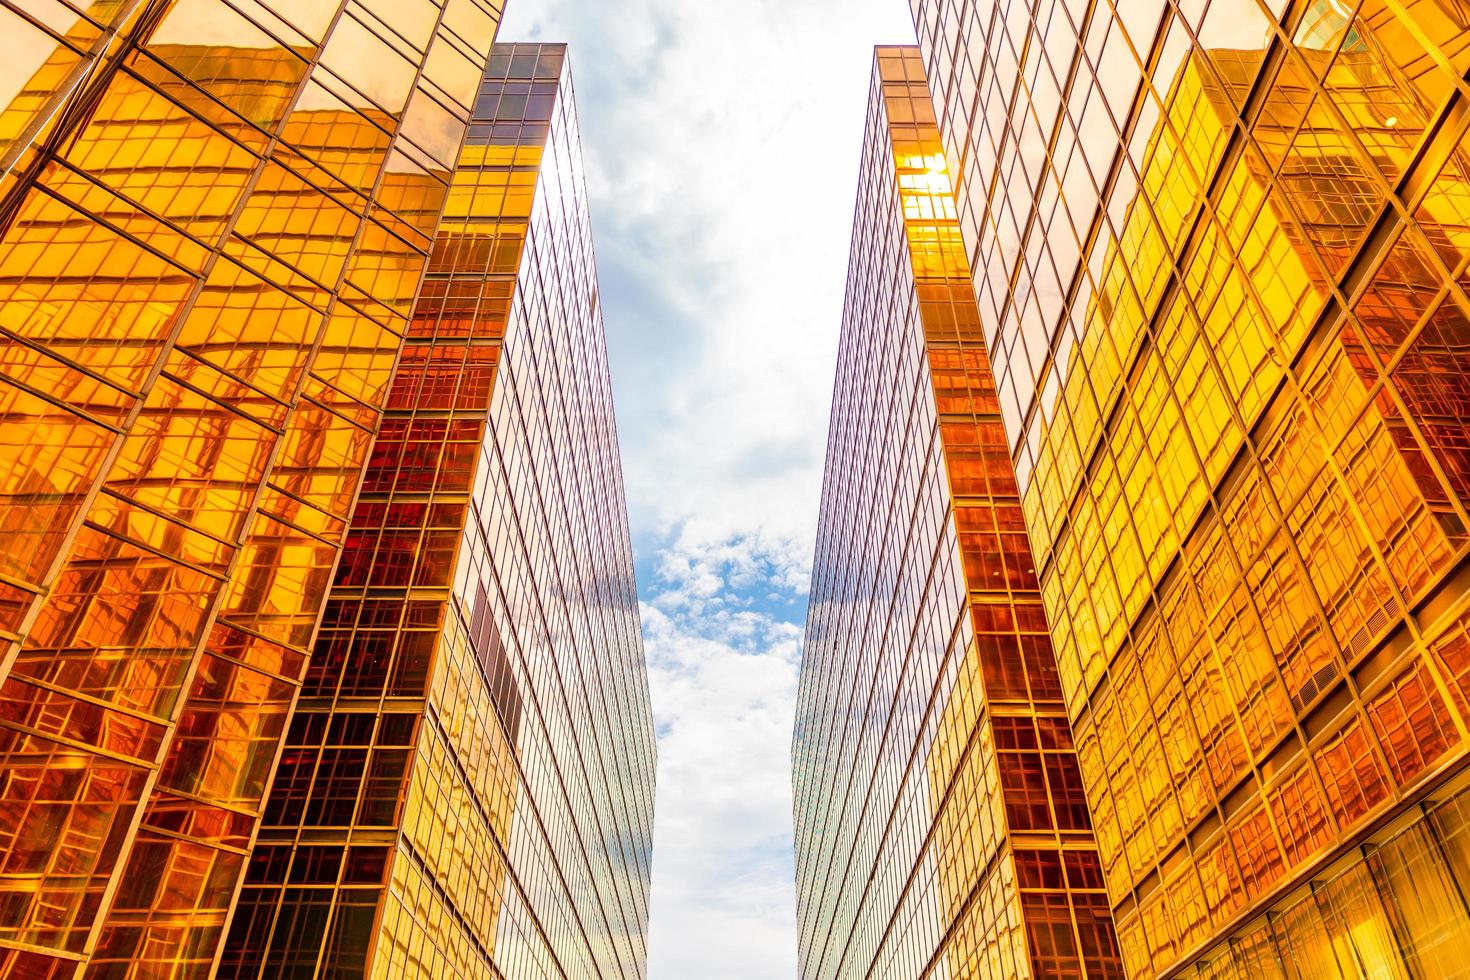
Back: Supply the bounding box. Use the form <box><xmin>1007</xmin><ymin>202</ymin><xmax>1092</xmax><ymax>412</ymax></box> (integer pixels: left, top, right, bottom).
<box><xmin>496</xmin><ymin>2</ymin><xmax>916</xmax><ymax>976</ymax></box>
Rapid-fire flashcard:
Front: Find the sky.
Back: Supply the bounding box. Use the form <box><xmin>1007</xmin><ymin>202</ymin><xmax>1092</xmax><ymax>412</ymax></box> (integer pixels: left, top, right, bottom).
<box><xmin>495</xmin><ymin>2</ymin><xmax>917</xmax><ymax>976</ymax></box>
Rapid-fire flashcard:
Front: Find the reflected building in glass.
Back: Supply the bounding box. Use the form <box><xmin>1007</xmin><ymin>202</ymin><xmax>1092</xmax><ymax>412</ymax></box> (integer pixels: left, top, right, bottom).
<box><xmin>224</xmin><ymin>42</ymin><xmax>656</xmax><ymax>980</ymax></box>
<box><xmin>793</xmin><ymin>47</ymin><xmax>1122</xmax><ymax>980</ymax></box>
<box><xmin>907</xmin><ymin>0</ymin><xmax>1470</xmax><ymax>974</ymax></box>
<box><xmin>0</xmin><ymin>1</ymin><xmax>505</xmax><ymax>976</ymax></box>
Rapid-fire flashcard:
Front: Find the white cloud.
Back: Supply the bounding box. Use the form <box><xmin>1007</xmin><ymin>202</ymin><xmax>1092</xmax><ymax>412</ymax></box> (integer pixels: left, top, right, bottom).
<box><xmin>639</xmin><ymin>560</ymin><xmax>803</xmax><ymax>978</ymax></box>
<box><xmin>497</xmin><ymin>2</ymin><xmax>916</xmax><ymax>977</ymax></box>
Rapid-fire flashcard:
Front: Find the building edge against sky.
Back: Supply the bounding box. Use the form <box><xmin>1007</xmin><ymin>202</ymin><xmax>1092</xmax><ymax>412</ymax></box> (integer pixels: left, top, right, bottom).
<box><xmin>907</xmin><ymin>0</ymin><xmax>1470</xmax><ymax>976</ymax></box>
<box><xmin>793</xmin><ymin>47</ymin><xmax>1121</xmax><ymax>980</ymax></box>
<box><xmin>223</xmin><ymin>42</ymin><xmax>655</xmax><ymax>980</ymax></box>
<box><xmin>0</xmin><ymin>5</ymin><xmax>655</xmax><ymax>979</ymax></box>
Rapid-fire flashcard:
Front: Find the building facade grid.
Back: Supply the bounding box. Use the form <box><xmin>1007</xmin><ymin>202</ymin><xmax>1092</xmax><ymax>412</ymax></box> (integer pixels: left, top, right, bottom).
<box><xmin>226</xmin><ymin>42</ymin><xmax>657</xmax><ymax>980</ymax></box>
<box><xmin>908</xmin><ymin>0</ymin><xmax>1470</xmax><ymax>974</ymax></box>
<box><xmin>793</xmin><ymin>46</ymin><xmax>1122</xmax><ymax>980</ymax></box>
<box><xmin>0</xmin><ymin>1</ymin><xmax>504</xmax><ymax>975</ymax></box>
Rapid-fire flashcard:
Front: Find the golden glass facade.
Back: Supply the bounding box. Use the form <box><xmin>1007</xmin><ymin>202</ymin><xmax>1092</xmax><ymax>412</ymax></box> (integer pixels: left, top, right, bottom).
<box><xmin>0</xmin><ymin>1</ymin><xmax>503</xmax><ymax>975</ymax></box>
<box><xmin>224</xmin><ymin>43</ymin><xmax>656</xmax><ymax>980</ymax></box>
<box><xmin>792</xmin><ymin>47</ymin><xmax>1121</xmax><ymax>980</ymax></box>
<box><xmin>908</xmin><ymin>0</ymin><xmax>1470</xmax><ymax>974</ymax></box>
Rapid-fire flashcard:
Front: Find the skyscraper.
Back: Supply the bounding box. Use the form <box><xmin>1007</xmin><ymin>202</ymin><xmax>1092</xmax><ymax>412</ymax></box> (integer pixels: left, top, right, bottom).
<box><xmin>908</xmin><ymin>0</ymin><xmax>1470</xmax><ymax>974</ymax></box>
<box><xmin>793</xmin><ymin>47</ymin><xmax>1121</xmax><ymax>980</ymax></box>
<box><xmin>0</xmin><ymin>2</ymin><xmax>505</xmax><ymax>976</ymax></box>
<box><xmin>223</xmin><ymin>42</ymin><xmax>656</xmax><ymax>980</ymax></box>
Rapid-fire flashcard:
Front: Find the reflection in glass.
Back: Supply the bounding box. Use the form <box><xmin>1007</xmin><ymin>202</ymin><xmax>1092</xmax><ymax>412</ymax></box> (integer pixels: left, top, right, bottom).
<box><xmin>908</xmin><ymin>0</ymin><xmax>1470</xmax><ymax>974</ymax></box>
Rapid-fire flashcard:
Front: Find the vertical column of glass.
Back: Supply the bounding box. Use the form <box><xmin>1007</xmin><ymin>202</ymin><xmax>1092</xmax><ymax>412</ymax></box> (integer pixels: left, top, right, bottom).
<box><xmin>222</xmin><ymin>43</ymin><xmax>554</xmax><ymax>980</ymax></box>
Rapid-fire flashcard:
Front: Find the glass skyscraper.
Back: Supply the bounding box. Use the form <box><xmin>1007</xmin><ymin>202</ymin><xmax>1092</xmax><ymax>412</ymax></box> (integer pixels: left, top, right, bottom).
<box><xmin>793</xmin><ymin>47</ymin><xmax>1121</xmax><ymax>980</ymax></box>
<box><xmin>905</xmin><ymin>0</ymin><xmax>1470</xmax><ymax>975</ymax></box>
<box><xmin>0</xmin><ymin>5</ymin><xmax>654</xmax><ymax>977</ymax></box>
<box><xmin>0</xmin><ymin>2</ymin><xmax>504</xmax><ymax>975</ymax></box>
<box><xmin>225</xmin><ymin>42</ymin><xmax>656</xmax><ymax>980</ymax></box>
